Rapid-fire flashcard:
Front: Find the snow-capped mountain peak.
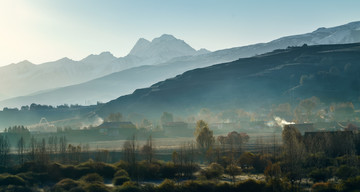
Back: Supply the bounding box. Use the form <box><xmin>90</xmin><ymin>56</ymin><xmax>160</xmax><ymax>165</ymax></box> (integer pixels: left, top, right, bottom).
<box><xmin>152</xmin><ymin>34</ymin><xmax>177</xmax><ymax>42</ymax></box>
<box><xmin>270</xmin><ymin>21</ymin><xmax>360</xmax><ymax>47</ymax></box>
<box><xmin>127</xmin><ymin>34</ymin><xmax>197</xmax><ymax>62</ymax></box>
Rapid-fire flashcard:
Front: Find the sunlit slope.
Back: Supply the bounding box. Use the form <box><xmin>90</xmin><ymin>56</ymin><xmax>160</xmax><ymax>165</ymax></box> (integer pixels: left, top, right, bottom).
<box><xmin>99</xmin><ymin>43</ymin><xmax>360</xmax><ymax>117</ymax></box>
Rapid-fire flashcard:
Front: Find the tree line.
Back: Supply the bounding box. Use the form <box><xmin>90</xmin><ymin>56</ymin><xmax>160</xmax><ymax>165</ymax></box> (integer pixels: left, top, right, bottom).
<box><xmin>1</xmin><ymin>120</ymin><xmax>360</xmax><ymax>191</ymax></box>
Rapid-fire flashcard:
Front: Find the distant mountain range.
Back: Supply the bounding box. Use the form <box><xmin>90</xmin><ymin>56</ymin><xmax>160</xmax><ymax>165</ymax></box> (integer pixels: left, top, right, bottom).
<box><xmin>1</xmin><ymin>21</ymin><xmax>360</xmax><ymax>108</ymax></box>
<box><xmin>0</xmin><ymin>34</ymin><xmax>208</xmax><ymax>103</ymax></box>
<box><xmin>97</xmin><ymin>43</ymin><xmax>360</xmax><ymax>118</ymax></box>
<box><xmin>129</xmin><ymin>34</ymin><xmax>209</xmax><ymax>62</ymax></box>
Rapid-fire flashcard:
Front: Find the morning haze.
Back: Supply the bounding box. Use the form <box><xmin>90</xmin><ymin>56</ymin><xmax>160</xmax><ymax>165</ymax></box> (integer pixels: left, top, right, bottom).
<box><xmin>0</xmin><ymin>1</ymin><xmax>360</xmax><ymax>192</ymax></box>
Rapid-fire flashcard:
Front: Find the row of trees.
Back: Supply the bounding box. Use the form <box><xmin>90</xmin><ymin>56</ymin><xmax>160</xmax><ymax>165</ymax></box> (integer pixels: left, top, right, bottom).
<box><xmin>2</xmin><ymin>119</ymin><xmax>360</xmax><ymax>191</ymax></box>
<box><xmin>2</xmin><ymin>103</ymin><xmax>92</xmax><ymax>112</ymax></box>
<box><xmin>0</xmin><ymin>134</ymin><xmax>96</xmax><ymax>167</ymax></box>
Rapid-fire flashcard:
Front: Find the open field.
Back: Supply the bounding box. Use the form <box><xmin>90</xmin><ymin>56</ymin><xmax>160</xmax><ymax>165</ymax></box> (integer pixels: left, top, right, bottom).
<box><xmin>81</xmin><ymin>132</ymin><xmax>283</xmax><ymax>151</ymax></box>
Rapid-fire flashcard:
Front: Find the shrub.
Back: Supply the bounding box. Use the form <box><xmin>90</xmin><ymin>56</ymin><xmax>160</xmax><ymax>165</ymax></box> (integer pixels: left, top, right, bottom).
<box><xmin>312</xmin><ymin>182</ymin><xmax>337</xmax><ymax>192</ymax></box>
<box><xmin>200</xmin><ymin>163</ymin><xmax>224</xmax><ymax>180</ymax></box>
<box><xmin>218</xmin><ymin>155</ymin><xmax>232</xmax><ymax>168</ymax></box>
<box><xmin>225</xmin><ymin>164</ymin><xmax>241</xmax><ymax>182</ymax></box>
<box><xmin>157</xmin><ymin>179</ymin><xmax>176</xmax><ymax>192</ymax></box>
<box><xmin>61</xmin><ymin>165</ymin><xmax>77</xmax><ymax>179</ymax></box>
<box><xmin>253</xmin><ymin>155</ymin><xmax>269</xmax><ymax>173</ymax></box>
<box><xmin>325</xmin><ymin>166</ymin><xmax>337</xmax><ymax>178</ymax></box>
<box><xmin>74</xmin><ymin>167</ymin><xmax>92</xmax><ymax>177</ymax></box>
<box><xmin>137</xmin><ymin>161</ymin><xmax>161</xmax><ymax>179</ymax></box>
<box><xmin>341</xmin><ymin>176</ymin><xmax>360</xmax><ymax>192</ymax></box>
<box><xmin>80</xmin><ymin>173</ymin><xmax>104</xmax><ymax>183</ymax></box>
<box><xmin>335</xmin><ymin>165</ymin><xmax>357</xmax><ymax>180</ymax></box>
<box><xmin>96</xmin><ymin>163</ymin><xmax>117</xmax><ymax>178</ymax></box>
<box><xmin>235</xmin><ymin>179</ymin><xmax>266</xmax><ymax>192</ymax></box>
<box><xmin>114</xmin><ymin>161</ymin><xmax>131</xmax><ymax>171</ymax></box>
<box><xmin>0</xmin><ymin>175</ymin><xmax>26</xmax><ymax>186</ymax></box>
<box><xmin>216</xmin><ymin>182</ymin><xmax>234</xmax><ymax>192</ymax></box>
<box><xmin>178</xmin><ymin>163</ymin><xmax>200</xmax><ymax>178</ymax></box>
<box><xmin>114</xmin><ymin>181</ymin><xmax>140</xmax><ymax>192</ymax></box>
<box><xmin>84</xmin><ymin>183</ymin><xmax>110</xmax><ymax>192</ymax></box>
<box><xmin>159</xmin><ymin>162</ymin><xmax>176</xmax><ymax>179</ymax></box>
<box><xmin>308</xmin><ymin>168</ymin><xmax>331</xmax><ymax>182</ymax></box>
<box><xmin>113</xmin><ymin>176</ymin><xmax>131</xmax><ymax>186</ymax></box>
<box><xmin>140</xmin><ymin>183</ymin><xmax>156</xmax><ymax>192</ymax></box>
<box><xmin>238</xmin><ymin>152</ymin><xmax>255</xmax><ymax>169</ymax></box>
<box><xmin>0</xmin><ymin>185</ymin><xmax>33</xmax><ymax>192</ymax></box>
<box><xmin>181</xmin><ymin>180</ymin><xmax>216</xmax><ymax>192</ymax></box>
<box><xmin>114</xmin><ymin>169</ymin><xmax>129</xmax><ymax>178</ymax></box>
<box><xmin>47</xmin><ymin>163</ymin><xmax>65</xmax><ymax>181</ymax></box>
<box><xmin>16</xmin><ymin>172</ymin><xmax>36</xmax><ymax>186</ymax></box>
<box><xmin>305</xmin><ymin>152</ymin><xmax>332</xmax><ymax>168</ymax></box>
<box><xmin>16</xmin><ymin>172</ymin><xmax>48</xmax><ymax>185</ymax></box>
<box><xmin>76</xmin><ymin>160</ymin><xmax>116</xmax><ymax>178</ymax></box>
<box><xmin>54</xmin><ymin>178</ymin><xmax>79</xmax><ymax>191</ymax></box>
<box><xmin>265</xmin><ymin>178</ymin><xmax>290</xmax><ymax>192</ymax></box>
<box><xmin>48</xmin><ymin>162</ymin><xmax>90</xmax><ymax>180</ymax></box>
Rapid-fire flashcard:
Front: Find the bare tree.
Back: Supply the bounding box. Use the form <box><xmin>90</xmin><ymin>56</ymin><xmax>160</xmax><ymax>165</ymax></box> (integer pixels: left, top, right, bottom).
<box><xmin>29</xmin><ymin>136</ymin><xmax>36</xmax><ymax>162</ymax></box>
<box><xmin>48</xmin><ymin>136</ymin><xmax>55</xmax><ymax>161</ymax></box>
<box><xmin>123</xmin><ymin>135</ymin><xmax>138</xmax><ymax>182</ymax></box>
<box><xmin>0</xmin><ymin>135</ymin><xmax>10</xmax><ymax>167</ymax></box>
<box><xmin>272</xmin><ymin>133</ymin><xmax>280</xmax><ymax>161</ymax></box>
<box><xmin>256</xmin><ymin>136</ymin><xmax>265</xmax><ymax>155</ymax></box>
<box><xmin>54</xmin><ymin>136</ymin><xmax>58</xmax><ymax>154</ymax></box>
<box><xmin>68</xmin><ymin>144</ymin><xmax>82</xmax><ymax>163</ymax></box>
<box><xmin>38</xmin><ymin>138</ymin><xmax>49</xmax><ymax>164</ymax></box>
<box><xmin>123</xmin><ymin>135</ymin><xmax>137</xmax><ymax>165</ymax></box>
<box><xmin>95</xmin><ymin>149</ymin><xmax>110</xmax><ymax>163</ymax></box>
<box><xmin>177</xmin><ymin>142</ymin><xmax>197</xmax><ymax>177</ymax></box>
<box><xmin>17</xmin><ymin>136</ymin><xmax>25</xmax><ymax>164</ymax></box>
<box><xmin>141</xmin><ymin>135</ymin><xmax>154</xmax><ymax>163</ymax></box>
<box><xmin>59</xmin><ymin>136</ymin><xmax>67</xmax><ymax>163</ymax></box>
<box><xmin>83</xmin><ymin>143</ymin><xmax>90</xmax><ymax>160</ymax></box>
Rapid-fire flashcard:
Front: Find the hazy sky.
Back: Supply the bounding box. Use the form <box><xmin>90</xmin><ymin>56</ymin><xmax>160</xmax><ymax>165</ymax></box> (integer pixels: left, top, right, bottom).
<box><xmin>0</xmin><ymin>0</ymin><xmax>359</xmax><ymax>66</ymax></box>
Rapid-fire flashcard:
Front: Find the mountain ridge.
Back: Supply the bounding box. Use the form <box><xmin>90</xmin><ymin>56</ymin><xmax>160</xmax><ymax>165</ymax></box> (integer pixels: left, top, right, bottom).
<box><xmin>0</xmin><ymin>34</ymin><xmax>204</xmax><ymax>102</ymax></box>
<box><xmin>97</xmin><ymin>43</ymin><xmax>360</xmax><ymax>118</ymax></box>
<box><xmin>1</xmin><ymin>21</ymin><xmax>360</xmax><ymax>108</ymax></box>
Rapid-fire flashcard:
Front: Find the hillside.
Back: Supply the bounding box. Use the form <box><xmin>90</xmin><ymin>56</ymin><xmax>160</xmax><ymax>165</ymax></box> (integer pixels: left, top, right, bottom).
<box><xmin>98</xmin><ymin>43</ymin><xmax>360</xmax><ymax>118</ymax></box>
